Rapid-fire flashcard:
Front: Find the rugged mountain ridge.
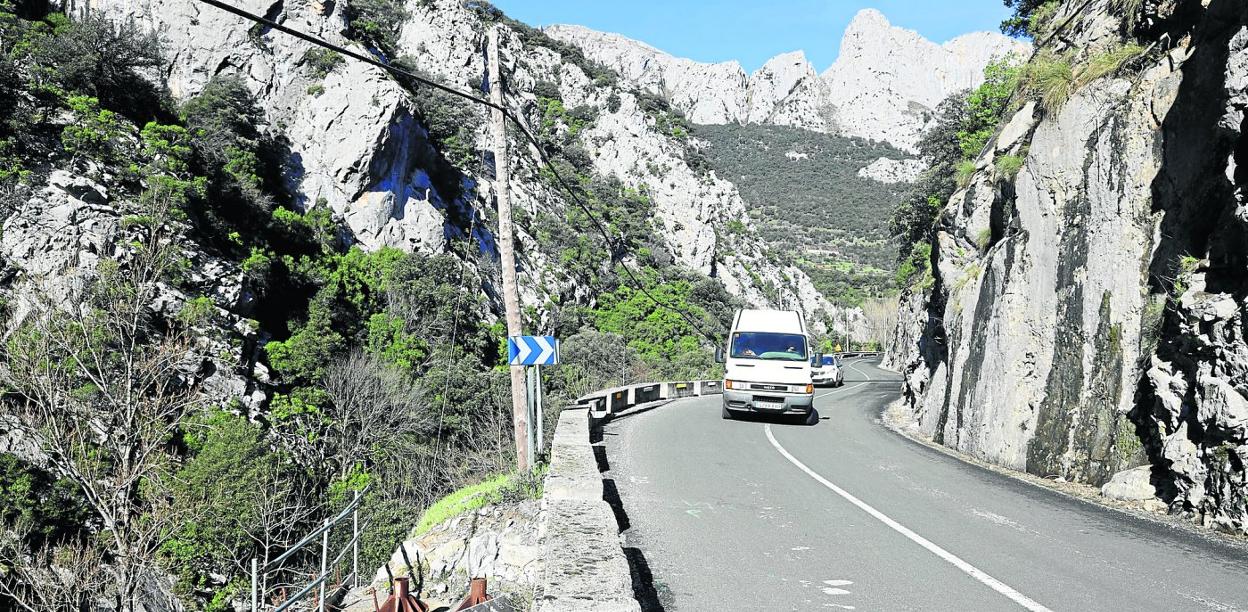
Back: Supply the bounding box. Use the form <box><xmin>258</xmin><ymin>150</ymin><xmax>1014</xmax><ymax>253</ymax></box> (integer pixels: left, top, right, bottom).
<box><xmin>889</xmin><ymin>0</ymin><xmax>1248</xmax><ymax>534</ymax></box>
<box><xmin>546</xmin><ymin>10</ymin><xmax>1029</xmax><ymax>152</ymax></box>
<box><xmin>78</xmin><ymin>0</ymin><xmax>838</xmax><ymax>326</ymax></box>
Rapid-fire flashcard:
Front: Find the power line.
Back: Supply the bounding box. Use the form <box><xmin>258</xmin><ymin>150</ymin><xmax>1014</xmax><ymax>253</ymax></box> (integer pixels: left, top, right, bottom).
<box><xmin>191</xmin><ymin>0</ymin><xmax>725</xmax><ymax>345</ymax></box>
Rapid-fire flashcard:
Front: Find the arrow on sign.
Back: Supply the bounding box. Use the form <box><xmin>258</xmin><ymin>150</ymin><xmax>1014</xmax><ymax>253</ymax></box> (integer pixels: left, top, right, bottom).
<box><xmin>535</xmin><ymin>336</ymin><xmax>555</xmax><ymax>365</ymax></box>
<box><xmin>509</xmin><ymin>336</ymin><xmax>560</xmax><ymax>366</ymax></box>
<box><xmin>514</xmin><ymin>337</ymin><xmax>533</xmax><ymax>364</ymax></box>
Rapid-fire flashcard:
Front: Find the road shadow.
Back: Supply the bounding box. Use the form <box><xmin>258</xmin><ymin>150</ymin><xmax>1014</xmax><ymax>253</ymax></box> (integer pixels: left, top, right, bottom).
<box><xmin>623</xmin><ymin>546</ymin><xmax>669</xmax><ymax>611</ymax></box>
<box><xmin>730</xmin><ymin>408</ymin><xmax>821</xmax><ymax>427</ymax></box>
<box><xmin>594</xmin><ymin>422</ymin><xmax>666</xmax><ymax>610</ymax></box>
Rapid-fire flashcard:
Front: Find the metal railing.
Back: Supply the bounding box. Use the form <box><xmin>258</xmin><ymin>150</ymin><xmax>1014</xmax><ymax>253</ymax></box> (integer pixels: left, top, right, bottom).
<box><xmin>251</xmin><ymin>486</ymin><xmax>372</xmax><ymax>612</ymax></box>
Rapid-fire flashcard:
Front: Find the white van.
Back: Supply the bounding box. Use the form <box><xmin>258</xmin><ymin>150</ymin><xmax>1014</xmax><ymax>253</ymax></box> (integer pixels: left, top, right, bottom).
<box><xmin>716</xmin><ymin>309</ymin><xmax>818</xmax><ymax>420</ymax></box>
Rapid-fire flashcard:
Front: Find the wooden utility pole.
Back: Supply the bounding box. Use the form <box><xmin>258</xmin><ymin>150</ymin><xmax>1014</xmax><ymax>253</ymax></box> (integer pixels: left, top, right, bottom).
<box><xmin>489</xmin><ymin>27</ymin><xmax>529</xmax><ymax>471</ymax></box>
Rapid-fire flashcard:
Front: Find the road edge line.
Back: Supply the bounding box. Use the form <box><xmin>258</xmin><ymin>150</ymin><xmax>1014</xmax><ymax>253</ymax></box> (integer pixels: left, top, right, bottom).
<box><xmin>764</xmin><ymin>424</ymin><xmax>1053</xmax><ymax>612</ymax></box>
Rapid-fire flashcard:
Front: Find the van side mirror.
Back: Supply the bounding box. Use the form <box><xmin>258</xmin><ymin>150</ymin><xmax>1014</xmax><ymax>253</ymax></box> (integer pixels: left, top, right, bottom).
<box><xmin>714</xmin><ymin>347</ymin><xmax>726</xmax><ymax>364</ymax></box>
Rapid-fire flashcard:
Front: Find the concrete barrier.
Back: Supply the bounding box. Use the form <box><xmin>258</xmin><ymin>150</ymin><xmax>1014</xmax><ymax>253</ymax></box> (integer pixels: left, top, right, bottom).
<box><xmin>541</xmin><ymin>379</ymin><xmax>729</xmax><ymax>609</ymax></box>
<box><xmin>660</xmin><ymin>382</ymin><xmax>695</xmax><ymax>399</ymax></box>
<box><xmin>577</xmin><ymin>379</ymin><xmax>722</xmax><ymax>418</ymax></box>
<box><xmin>535</xmin><ymin>408</ymin><xmax>640</xmax><ymax>612</ymax></box>
<box><xmin>633</xmin><ymin>383</ymin><xmax>661</xmax><ymax>404</ymax></box>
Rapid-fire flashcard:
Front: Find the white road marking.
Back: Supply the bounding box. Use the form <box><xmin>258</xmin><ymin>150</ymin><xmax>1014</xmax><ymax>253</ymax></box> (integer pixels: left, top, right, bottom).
<box><xmin>822</xmin><ymin>587</ymin><xmax>851</xmax><ymax>595</ymax></box>
<box><xmin>765</xmin><ymin>425</ymin><xmax>1053</xmax><ymax>612</ymax></box>
<box><xmin>824</xmin><ymin>580</ymin><xmax>853</xmax><ymax>586</ymax></box>
<box><xmin>816</xmin><ymin>382</ymin><xmax>862</xmax><ymax>399</ymax></box>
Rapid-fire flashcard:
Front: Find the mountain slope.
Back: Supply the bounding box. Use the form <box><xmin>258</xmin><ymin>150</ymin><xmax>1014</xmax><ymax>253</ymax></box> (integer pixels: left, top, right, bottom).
<box><xmin>88</xmin><ymin>0</ymin><xmax>838</xmax><ymax>326</ymax></box>
<box><xmin>694</xmin><ymin>123</ymin><xmax>908</xmax><ymax>302</ymax></box>
<box><xmin>546</xmin><ymin>10</ymin><xmax>1028</xmax><ymax>152</ymax></box>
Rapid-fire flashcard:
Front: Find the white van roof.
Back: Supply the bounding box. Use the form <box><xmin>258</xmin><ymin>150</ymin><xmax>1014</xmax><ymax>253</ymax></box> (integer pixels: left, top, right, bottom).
<box><xmin>731</xmin><ymin>309</ymin><xmax>807</xmax><ymax>335</ymax></box>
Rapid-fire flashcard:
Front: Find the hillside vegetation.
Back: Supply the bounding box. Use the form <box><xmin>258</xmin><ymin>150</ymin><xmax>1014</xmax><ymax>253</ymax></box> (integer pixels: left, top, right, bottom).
<box><xmin>0</xmin><ymin>1</ymin><xmax>744</xmax><ymax>609</ymax></box>
<box><xmin>696</xmin><ymin>123</ymin><xmax>908</xmax><ymax>305</ymax></box>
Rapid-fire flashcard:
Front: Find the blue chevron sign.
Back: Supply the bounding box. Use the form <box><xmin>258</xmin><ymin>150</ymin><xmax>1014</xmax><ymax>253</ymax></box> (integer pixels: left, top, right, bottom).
<box><xmin>508</xmin><ymin>335</ymin><xmax>559</xmax><ymax>366</ymax></box>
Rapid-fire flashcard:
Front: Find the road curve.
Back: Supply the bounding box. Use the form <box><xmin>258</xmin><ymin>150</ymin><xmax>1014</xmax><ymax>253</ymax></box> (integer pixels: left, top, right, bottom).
<box><xmin>600</xmin><ymin>358</ymin><xmax>1248</xmax><ymax>612</ymax></box>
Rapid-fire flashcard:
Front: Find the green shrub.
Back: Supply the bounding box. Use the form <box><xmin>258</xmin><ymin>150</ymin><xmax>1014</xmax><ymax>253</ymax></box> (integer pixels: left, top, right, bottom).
<box><xmin>61</xmin><ymin>95</ymin><xmax>123</xmax><ymax>162</ymax></box>
<box><xmin>995</xmin><ymin>154</ymin><xmax>1024</xmax><ymax>179</ymax></box>
<box><xmin>896</xmin><ymin>242</ymin><xmax>933</xmax><ymax>288</ymax></box>
<box><xmin>1171</xmin><ymin>254</ymin><xmax>1201</xmax><ymax>298</ymax></box>
<box><xmin>410</xmin><ymin>466</ymin><xmax>547</xmax><ymax>537</ymax></box>
<box><xmin>178</xmin><ymin>295</ymin><xmax>216</xmax><ymax>326</ymax></box>
<box><xmin>1027</xmin><ymin>1</ymin><xmax>1062</xmax><ymax>36</ymax></box>
<box><xmin>306</xmin><ymin>84</ymin><xmax>325</xmax><ymax>96</ymax></box>
<box><xmin>1001</xmin><ymin>0</ymin><xmax>1057</xmax><ymax>37</ymax></box>
<box><xmin>139</xmin><ymin>122</ymin><xmax>194</xmax><ymax>176</ymax></box>
<box><xmin>31</xmin><ymin>11</ymin><xmax>164</xmax><ymax>119</ymax></box>
<box><xmin>344</xmin><ymin>0</ymin><xmax>407</xmax><ymax>56</ymax></box>
<box><xmin>1023</xmin><ymin>53</ymin><xmax>1075</xmax><ymax>112</ymax></box>
<box><xmin>301</xmin><ymin>48</ymin><xmax>343</xmax><ymax>79</ymax></box>
<box><xmin>164</xmin><ymin>411</ymin><xmax>285</xmax><ymax>596</ymax></box>
<box><xmin>1079</xmin><ymin>43</ymin><xmax>1146</xmax><ymax>87</ymax></box>
<box><xmin>957</xmin><ymin>57</ymin><xmax>1022</xmax><ymax>159</ymax></box>
<box><xmin>0</xmin><ymin>453</ymin><xmax>92</xmax><ymax>550</ymax></box>
<box><xmin>955</xmin><ymin>160</ymin><xmax>977</xmax><ymax>187</ymax></box>
<box><xmin>975</xmin><ymin>228</ymin><xmax>993</xmax><ymax>251</ymax></box>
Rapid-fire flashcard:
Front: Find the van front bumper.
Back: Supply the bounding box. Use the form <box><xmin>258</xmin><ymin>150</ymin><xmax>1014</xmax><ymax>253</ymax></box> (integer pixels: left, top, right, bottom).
<box><xmin>722</xmin><ymin>389</ymin><xmax>813</xmax><ymax>414</ymax></box>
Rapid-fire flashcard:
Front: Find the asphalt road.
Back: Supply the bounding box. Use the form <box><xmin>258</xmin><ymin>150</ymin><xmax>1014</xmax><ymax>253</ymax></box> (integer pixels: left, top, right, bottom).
<box><xmin>600</xmin><ymin>357</ymin><xmax>1248</xmax><ymax>612</ymax></box>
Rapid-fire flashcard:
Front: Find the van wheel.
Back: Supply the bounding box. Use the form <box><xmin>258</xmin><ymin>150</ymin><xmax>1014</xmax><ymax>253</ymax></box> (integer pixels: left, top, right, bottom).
<box><xmin>721</xmin><ymin>404</ymin><xmax>734</xmax><ymax>420</ymax></box>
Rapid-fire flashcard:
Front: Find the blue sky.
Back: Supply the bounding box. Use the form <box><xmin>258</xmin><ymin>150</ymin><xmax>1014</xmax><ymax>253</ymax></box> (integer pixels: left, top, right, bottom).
<box><xmin>491</xmin><ymin>1</ymin><xmax>1016</xmax><ymax>73</ymax></box>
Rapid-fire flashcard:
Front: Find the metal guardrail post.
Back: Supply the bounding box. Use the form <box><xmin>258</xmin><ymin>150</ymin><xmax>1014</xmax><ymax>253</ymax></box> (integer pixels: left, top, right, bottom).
<box><xmin>352</xmin><ymin>490</ymin><xmax>360</xmax><ymax>588</ymax></box>
<box><xmin>251</xmin><ymin>558</ymin><xmax>258</xmax><ymax>611</ymax></box>
<box><xmin>318</xmin><ymin>519</ymin><xmax>329</xmax><ymax>612</ymax></box>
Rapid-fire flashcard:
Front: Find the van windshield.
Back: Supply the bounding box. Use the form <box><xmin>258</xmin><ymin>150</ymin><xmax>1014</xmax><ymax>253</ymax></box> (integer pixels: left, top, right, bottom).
<box><xmin>730</xmin><ymin>332</ymin><xmax>808</xmax><ymax>361</ymax></box>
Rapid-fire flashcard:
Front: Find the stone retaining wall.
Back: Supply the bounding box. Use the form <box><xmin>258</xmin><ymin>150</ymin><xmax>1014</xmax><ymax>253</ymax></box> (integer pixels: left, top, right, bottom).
<box><xmin>532</xmin><ymin>408</ymin><xmax>640</xmax><ymax>612</ymax></box>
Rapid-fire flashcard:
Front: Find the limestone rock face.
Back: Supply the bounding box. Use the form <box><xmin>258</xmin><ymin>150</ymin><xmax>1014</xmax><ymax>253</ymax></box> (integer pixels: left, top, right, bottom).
<box><xmin>889</xmin><ymin>0</ymin><xmax>1248</xmax><ymax>534</ymax></box>
<box><xmin>537</xmin><ymin>24</ymin><xmax>749</xmax><ymax>125</ymax></box>
<box><xmin>547</xmin><ymin>9</ymin><xmax>1027</xmax><ymax>151</ymax></box>
<box><xmin>84</xmin><ymin>0</ymin><xmax>837</xmax><ymax>327</ymax></box>
<box><xmin>822</xmin><ymin>10</ymin><xmax>1030</xmax><ymax>152</ymax></box>
<box><xmin>858</xmin><ymin>157</ymin><xmax>926</xmax><ymax>184</ymax></box>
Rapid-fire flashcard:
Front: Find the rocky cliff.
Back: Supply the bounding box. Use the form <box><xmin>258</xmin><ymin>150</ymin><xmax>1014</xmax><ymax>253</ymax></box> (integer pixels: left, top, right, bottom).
<box><xmin>77</xmin><ymin>0</ymin><xmax>838</xmax><ymax>328</ymax></box>
<box><xmin>546</xmin><ymin>10</ymin><xmax>1028</xmax><ymax>152</ymax></box>
<box><xmin>890</xmin><ymin>0</ymin><xmax>1248</xmax><ymax>535</ymax></box>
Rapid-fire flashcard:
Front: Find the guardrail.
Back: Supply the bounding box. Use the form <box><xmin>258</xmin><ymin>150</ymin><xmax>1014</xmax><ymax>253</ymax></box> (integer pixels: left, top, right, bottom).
<box><xmin>575</xmin><ymin>379</ymin><xmax>723</xmax><ymax>421</ymax></box>
<box><xmin>251</xmin><ymin>487</ymin><xmax>370</xmax><ymax>611</ymax></box>
<box><xmin>838</xmin><ymin>351</ymin><xmax>882</xmax><ymax>358</ymax></box>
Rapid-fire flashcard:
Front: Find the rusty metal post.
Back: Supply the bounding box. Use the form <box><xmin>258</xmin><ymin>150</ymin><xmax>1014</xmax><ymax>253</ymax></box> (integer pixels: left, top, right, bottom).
<box><xmin>455</xmin><ymin>578</ymin><xmax>491</xmax><ymax>610</ymax></box>
<box><xmin>376</xmin><ymin>577</ymin><xmax>429</xmax><ymax>612</ymax></box>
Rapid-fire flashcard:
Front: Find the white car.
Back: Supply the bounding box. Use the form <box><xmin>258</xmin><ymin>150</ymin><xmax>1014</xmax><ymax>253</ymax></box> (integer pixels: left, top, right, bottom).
<box><xmin>811</xmin><ymin>355</ymin><xmax>844</xmax><ymax>387</ymax></box>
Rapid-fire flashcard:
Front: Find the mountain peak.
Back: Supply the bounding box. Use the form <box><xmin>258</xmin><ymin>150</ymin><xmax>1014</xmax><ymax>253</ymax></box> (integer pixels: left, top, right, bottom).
<box><xmin>547</xmin><ymin>11</ymin><xmax>1024</xmax><ymax>151</ymax></box>
<box><xmin>847</xmin><ymin>8</ymin><xmax>892</xmax><ymax>31</ymax></box>
<box><xmin>756</xmin><ymin>50</ymin><xmax>814</xmax><ymax>75</ymax></box>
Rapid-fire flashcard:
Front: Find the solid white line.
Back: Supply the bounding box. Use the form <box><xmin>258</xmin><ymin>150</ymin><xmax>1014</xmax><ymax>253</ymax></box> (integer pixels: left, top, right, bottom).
<box><xmin>815</xmin><ymin>383</ymin><xmax>861</xmax><ymax>399</ymax></box>
<box><xmin>764</xmin><ymin>425</ymin><xmax>1053</xmax><ymax>612</ymax></box>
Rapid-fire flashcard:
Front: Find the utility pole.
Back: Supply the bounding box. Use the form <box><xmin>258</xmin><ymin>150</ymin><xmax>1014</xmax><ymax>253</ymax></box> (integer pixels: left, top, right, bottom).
<box><xmin>489</xmin><ymin>27</ymin><xmax>529</xmax><ymax>471</ymax></box>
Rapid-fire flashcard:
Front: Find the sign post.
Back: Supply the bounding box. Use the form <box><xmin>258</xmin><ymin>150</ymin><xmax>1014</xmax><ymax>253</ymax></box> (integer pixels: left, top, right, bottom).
<box><xmin>509</xmin><ymin>336</ymin><xmax>559</xmax><ymax>463</ymax></box>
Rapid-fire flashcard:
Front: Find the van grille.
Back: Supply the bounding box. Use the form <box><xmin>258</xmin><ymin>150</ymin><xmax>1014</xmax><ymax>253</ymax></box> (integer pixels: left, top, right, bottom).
<box><xmin>751</xmin><ymin>384</ymin><xmax>788</xmax><ymax>392</ymax></box>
